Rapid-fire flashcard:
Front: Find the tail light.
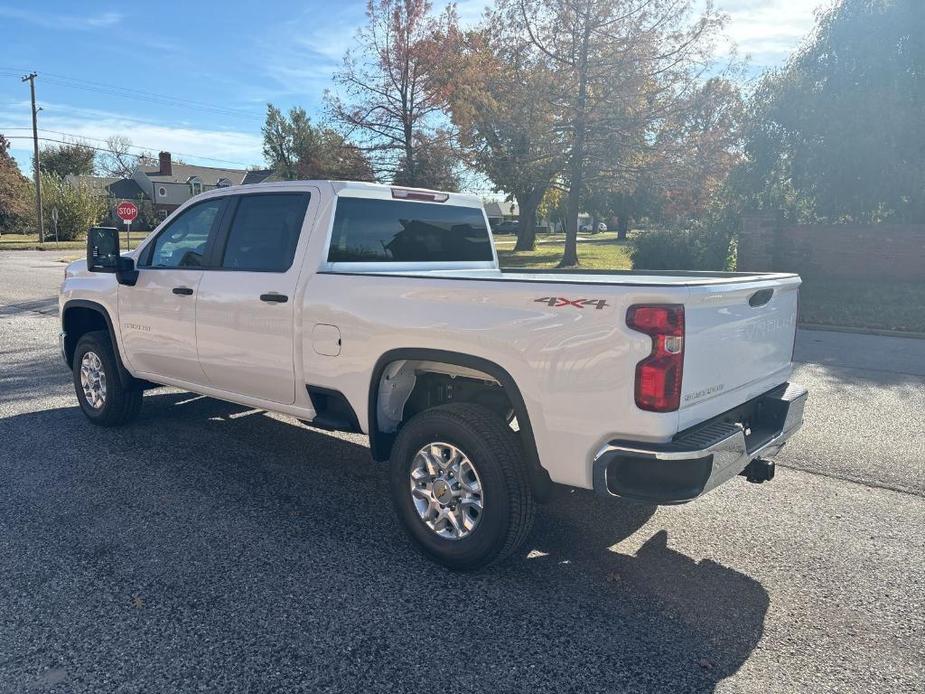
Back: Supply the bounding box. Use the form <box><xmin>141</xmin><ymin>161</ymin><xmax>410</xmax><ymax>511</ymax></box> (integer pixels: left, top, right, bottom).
<box><xmin>626</xmin><ymin>304</ymin><xmax>685</xmax><ymax>412</ymax></box>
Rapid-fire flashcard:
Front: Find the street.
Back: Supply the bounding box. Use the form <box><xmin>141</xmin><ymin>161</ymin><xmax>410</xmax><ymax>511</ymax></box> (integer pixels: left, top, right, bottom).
<box><xmin>1</xmin><ymin>250</ymin><xmax>923</xmax><ymax>692</ymax></box>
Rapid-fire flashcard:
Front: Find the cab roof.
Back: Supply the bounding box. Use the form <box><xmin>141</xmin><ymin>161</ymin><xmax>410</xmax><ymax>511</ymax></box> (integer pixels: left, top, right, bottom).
<box><xmin>201</xmin><ymin>179</ymin><xmax>483</xmax><ymax>209</ymax></box>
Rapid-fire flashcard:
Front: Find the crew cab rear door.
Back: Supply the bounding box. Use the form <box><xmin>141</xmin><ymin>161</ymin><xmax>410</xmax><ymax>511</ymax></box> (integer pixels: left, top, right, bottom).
<box><xmin>195</xmin><ymin>190</ymin><xmax>313</xmax><ymax>404</ymax></box>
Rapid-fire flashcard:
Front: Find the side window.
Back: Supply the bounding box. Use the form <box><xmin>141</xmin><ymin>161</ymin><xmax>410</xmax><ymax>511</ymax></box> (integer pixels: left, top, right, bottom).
<box><xmin>142</xmin><ymin>199</ymin><xmax>224</xmax><ymax>268</ymax></box>
<box><xmin>328</xmin><ymin>197</ymin><xmax>494</xmax><ymax>263</ymax></box>
<box><xmin>220</xmin><ymin>193</ymin><xmax>310</xmax><ymax>272</ymax></box>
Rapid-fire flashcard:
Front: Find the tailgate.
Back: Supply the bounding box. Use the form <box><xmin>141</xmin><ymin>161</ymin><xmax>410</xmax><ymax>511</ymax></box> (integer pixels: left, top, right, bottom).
<box><xmin>680</xmin><ymin>276</ymin><xmax>800</xmax><ymax>425</ymax></box>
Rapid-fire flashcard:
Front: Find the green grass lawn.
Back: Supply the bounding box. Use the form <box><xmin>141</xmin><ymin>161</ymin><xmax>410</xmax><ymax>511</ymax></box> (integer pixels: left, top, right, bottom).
<box><xmin>797</xmin><ymin>279</ymin><xmax>925</xmax><ymax>334</ymax></box>
<box><xmin>495</xmin><ymin>232</ymin><xmax>633</xmax><ymax>270</ymax></box>
<box><xmin>0</xmin><ymin>231</ymin><xmax>150</xmax><ymax>251</ymax></box>
<box><xmin>496</xmin><ymin>233</ymin><xmax>924</xmax><ymax>334</ymax></box>
<box><xmin>5</xmin><ymin>228</ymin><xmax>918</xmax><ymax>334</ymax></box>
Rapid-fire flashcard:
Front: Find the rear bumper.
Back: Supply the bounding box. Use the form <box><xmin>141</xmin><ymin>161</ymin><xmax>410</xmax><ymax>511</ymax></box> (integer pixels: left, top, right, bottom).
<box><xmin>593</xmin><ymin>382</ymin><xmax>807</xmax><ymax>504</ymax></box>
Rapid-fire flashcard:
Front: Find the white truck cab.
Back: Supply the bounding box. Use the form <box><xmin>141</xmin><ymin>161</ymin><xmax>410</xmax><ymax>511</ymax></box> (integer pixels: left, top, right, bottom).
<box><xmin>60</xmin><ymin>181</ymin><xmax>807</xmax><ymax>569</ymax></box>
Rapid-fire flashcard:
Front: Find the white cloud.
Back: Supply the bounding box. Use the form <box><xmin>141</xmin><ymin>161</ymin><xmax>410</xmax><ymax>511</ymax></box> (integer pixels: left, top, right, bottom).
<box><xmin>1</xmin><ymin>100</ymin><xmax>263</xmax><ymax>168</ymax></box>
<box><xmin>84</xmin><ymin>11</ymin><xmax>122</xmax><ymax>28</ymax></box>
<box><xmin>715</xmin><ymin>0</ymin><xmax>825</xmax><ymax>68</ymax></box>
<box><xmin>0</xmin><ymin>5</ymin><xmax>123</xmax><ymax>31</ymax></box>
<box><xmin>252</xmin><ymin>7</ymin><xmax>365</xmax><ymax>102</ymax></box>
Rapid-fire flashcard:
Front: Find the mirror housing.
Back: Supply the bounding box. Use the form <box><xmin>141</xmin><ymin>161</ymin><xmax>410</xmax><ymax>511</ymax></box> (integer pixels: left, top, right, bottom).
<box><xmin>87</xmin><ymin>226</ymin><xmax>120</xmax><ymax>272</ymax></box>
<box><xmin>87</xmin><ymin>226</ymin><xmax>138</xmax><ymax>286</ymax></box>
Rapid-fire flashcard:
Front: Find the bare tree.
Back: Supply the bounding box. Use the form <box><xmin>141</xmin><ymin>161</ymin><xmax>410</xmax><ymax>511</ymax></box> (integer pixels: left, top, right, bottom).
<box><xmin>96</xmin><ymin>136</ymin><xmax>154</xmax><ymax>178</ymax></box>
<box><xmin>516</xmin><ymin>0</ymin><xmax>725</xmax><ymax>266</ymax></box>
<box><xmin>327</xmin><ymin>0</ymin><xmax>459</xmax><ymax>188</ymax></box>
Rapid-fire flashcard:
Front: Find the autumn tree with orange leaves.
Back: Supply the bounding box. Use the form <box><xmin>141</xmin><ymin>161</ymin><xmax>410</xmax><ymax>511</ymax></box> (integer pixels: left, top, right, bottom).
<box><xmin>516</xmin><ymin>0</ymin><xmax>728</xmax><ymax>266</ymax></box>
<box><xmin>434</xmin><ymin>10</ymin><xmax>565</xmax><ymax>251</ymax></box>
<box><xmin>328</xmin><ymin>0</ymin><xmax>460</xmax><ymax>189</ymax></box>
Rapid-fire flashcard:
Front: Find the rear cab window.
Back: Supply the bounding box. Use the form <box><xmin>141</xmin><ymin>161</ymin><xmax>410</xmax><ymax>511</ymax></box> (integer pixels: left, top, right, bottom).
<box><xmin>327</xmin><ymin>197</ymin><xmax>494</xmax><ymax>264</ymax></box>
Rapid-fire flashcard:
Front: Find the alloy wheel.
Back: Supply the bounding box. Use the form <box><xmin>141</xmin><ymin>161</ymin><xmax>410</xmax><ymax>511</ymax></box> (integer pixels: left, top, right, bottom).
<box><xmin>409</xmin><ymin>442</ymin><xmax>483</xmax><ymax>540</ymax></box>
<box><xmin>79</xmin><ymin>351</ymin><xmax>107</xmax><ymax>409</ymax></box>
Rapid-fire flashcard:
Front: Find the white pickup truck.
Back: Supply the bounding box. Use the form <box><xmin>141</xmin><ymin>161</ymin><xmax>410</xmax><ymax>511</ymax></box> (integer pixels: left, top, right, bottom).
<box><xmin>60</xmin><ymin>181</ymin><xmax>807</xmax><ymax>569</ymax></box>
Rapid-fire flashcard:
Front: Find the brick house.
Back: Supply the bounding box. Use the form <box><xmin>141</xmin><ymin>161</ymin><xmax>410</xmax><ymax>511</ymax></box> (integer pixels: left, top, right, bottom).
<box><xmin>132</xmin><ymin>152</ymin><xmax>248</xmax><ymax>218</ymax></box>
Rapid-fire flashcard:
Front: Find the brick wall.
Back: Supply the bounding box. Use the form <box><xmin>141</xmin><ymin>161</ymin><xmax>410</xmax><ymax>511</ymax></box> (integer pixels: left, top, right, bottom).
<box><xmin>738</xmin><ymin>213</ymin><xmax>925</xmax><ymax>281</ymax></box>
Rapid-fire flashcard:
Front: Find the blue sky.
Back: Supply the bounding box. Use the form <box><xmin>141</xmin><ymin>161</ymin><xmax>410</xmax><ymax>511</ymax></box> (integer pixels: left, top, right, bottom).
<box><xmin>0</xmin><ymin>0</ymin><xmax>824</xmax><ymax>174</ymax></box>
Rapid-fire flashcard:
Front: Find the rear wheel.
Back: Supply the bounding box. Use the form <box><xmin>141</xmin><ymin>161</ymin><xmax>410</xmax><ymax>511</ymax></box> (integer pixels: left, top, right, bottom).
<box><xmin>389</xmin><ymin>403</ymin><xmax>535</xmax><ymax>570</ymax></box>
<box><xmin>73</xmin><ymin>330</ymin><xmax>143</xmax><ymax>426</ymax></box>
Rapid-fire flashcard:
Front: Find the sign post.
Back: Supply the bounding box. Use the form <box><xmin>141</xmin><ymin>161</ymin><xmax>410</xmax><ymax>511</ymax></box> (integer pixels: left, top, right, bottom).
<box><xmin>116</xmin><ymin>201</ymin><xmax>139</xmax><ymax>250</ymax></box>
<box><xmin>50</xmin><ymin>207</ymin><xmax>59</xmax><ymax>247</ymax></box>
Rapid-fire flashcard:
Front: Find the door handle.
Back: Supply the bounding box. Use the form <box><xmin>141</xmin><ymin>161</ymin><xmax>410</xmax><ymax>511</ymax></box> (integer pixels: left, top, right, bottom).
<box><xmin>172</xmin><ymin>287</ymin><xmax>194</xmax><ymax>296</ymax></box>
<box><xmin>260</xmin><ymin>293</ymin><xmax>288</xmax><ymax>303</ymax></box>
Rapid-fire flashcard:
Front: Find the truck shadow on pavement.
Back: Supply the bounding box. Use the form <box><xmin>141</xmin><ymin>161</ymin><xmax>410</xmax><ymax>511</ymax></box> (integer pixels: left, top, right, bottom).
<box><xmin>0</xmin><ymin>391</ymin><xmax>769</xmax><ymax>693</ymax></box>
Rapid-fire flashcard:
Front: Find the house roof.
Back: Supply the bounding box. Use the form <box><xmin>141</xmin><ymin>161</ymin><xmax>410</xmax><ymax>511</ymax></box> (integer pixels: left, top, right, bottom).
<box><xmin>65</xmin><ymin>175</ymin><xmax>144</xmax><ymax>199</ymax></box>
<box><xmin>484</xmin><ymin>200</ymin><xmax>519</xmax><ymax>218</ymax></box>
<box><xmin>142</xmin><ymin>162</ymin><xmax>247</xmax><ymax>186</ymax></box>
<box><xmin>241</xmin><ymin>169</ymin><xmax>282</xmax><ymax>184</ymax></box>
<box><xmin>66</xmin><ymin>174</ymin><xmax>119</xmax><ymax>193</ymax></box>
<box><xmin>109</xmin><ymin>178</ymin><xmax>146</xmax><ymax>199</ymax></box>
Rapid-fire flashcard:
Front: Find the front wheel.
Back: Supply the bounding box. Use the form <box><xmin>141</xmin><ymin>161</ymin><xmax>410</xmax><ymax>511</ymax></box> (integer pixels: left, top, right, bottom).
<box><xmin>389</xmin><ymin>403</ymin><xmax>535</xmax><ymax>570</ymax></box>
<box><xmin>73</xmin><ymin>330</ymin><xmax>143</xmax><ymax>426</ymax></box>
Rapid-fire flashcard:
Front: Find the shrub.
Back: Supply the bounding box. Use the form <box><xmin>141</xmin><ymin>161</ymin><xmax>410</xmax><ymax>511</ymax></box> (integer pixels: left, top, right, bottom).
<box><xmin>631</xmin><ymin>211</ymin><xmax>738</xmax><ymax>272</ymax></box>
<box><xmin>632</xmin><ymin>229</ymin><xmax>694</xmax><ymax>269</ymax></box>
<box><xmin>41</xmin><ymin>174</ymin><xmax>107</xmax><ymax>241</ymax></box>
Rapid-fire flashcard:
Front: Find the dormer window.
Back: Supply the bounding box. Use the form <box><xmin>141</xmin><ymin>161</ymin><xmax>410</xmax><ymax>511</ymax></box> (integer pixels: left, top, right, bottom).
<box><xmin>188</xmin><ymin>176</ymin><xmax>203</xmax><ymax>196</ymax></box>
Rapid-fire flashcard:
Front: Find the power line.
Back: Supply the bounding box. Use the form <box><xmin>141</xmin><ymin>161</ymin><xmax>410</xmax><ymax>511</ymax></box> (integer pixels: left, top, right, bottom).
<box><xmin>5</xmin><ymin>127</ymin><xmax>168</xmax><ymax>154</ymax></box>
<box><xmin>3</xmin><ymin>127</ymin><xmax>254</xmax><ymax>167</ymax></box>
<box><xmin>0</xmin><ymin>67</ymin><xmax>264</xmax><ymax>122</ymax></box>
<box><xmin>4</xmin><ymin>135</ymin><xmax>253</xmax><ymax>168</ymax></box>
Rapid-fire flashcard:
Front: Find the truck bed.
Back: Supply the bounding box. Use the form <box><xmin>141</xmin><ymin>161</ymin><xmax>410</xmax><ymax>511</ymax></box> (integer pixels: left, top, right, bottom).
<box><xmin>315</xmin><ymin>263</ymin><xmax>801</xmax><ymax>463</ymax></box>
<box><xmin>321</xmin><ymin>267</ymin><xmax>799</xmax><ymax>286</ymax></box>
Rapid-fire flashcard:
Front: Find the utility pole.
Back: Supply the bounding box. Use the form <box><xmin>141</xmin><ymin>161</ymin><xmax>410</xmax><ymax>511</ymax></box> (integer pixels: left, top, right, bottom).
<box><xmin>22</xmin><ymin>72</ymin><xmax>43</xmax><ymax>245</ymax></box>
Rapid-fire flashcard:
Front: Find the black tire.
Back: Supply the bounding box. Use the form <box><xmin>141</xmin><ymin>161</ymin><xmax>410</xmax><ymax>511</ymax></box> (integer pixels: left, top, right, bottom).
<box><xmin>389</xmin><ymin>403</ymin><xmax>535</xmax><ymax>570</ymax></box>
<box><xmin>72</xmin><ymin>330</ymin><xmax>143</xmax><ymax>427</ymax></box>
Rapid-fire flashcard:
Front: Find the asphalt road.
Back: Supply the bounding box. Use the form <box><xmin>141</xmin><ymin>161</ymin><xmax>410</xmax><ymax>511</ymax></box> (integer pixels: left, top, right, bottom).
<box><xmin>1</xmin><ymin>251</ymin><xmax>923</xmax><ymax>693</ymax></box>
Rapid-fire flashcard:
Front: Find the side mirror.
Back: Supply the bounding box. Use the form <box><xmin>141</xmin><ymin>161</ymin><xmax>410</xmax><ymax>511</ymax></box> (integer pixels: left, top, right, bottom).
<box><xmin>87</xmin><ymin>226</ymin><xmax>138</xmax><ymax>286</ymax></box>
<box><xmin>87</xmin><ymin>226</ymin><xmax>120</xmax><ymax>272</ymax></box>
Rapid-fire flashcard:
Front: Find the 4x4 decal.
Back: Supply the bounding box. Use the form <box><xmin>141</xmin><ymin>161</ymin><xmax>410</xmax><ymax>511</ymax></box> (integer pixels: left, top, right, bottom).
<box><xmin>534</xmin><ymin>297</ymin><xmax>609</xmax><ymax>310</ymax></box>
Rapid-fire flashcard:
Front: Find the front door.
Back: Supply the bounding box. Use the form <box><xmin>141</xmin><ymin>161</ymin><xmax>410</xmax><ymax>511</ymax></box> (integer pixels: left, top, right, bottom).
<box><xmin>195</xmin><ymin>191</ymin><xmax>312</xmax><ymax>404</ymax></box>
<box><xmin>118</xmin><ymin>197</ymin><xmax>226</xmax><ymax>384</ymax></box>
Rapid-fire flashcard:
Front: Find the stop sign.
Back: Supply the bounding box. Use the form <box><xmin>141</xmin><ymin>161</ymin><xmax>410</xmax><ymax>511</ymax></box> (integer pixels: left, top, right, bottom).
<box><xmin>117</xmin><ymin>201</ymin><xmax>138</xmax><ymax>223</ymax></box>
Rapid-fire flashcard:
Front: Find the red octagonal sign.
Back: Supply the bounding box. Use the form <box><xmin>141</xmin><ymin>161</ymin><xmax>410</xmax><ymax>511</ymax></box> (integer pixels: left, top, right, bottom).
<box><xmin>116</xmin><ymin>201</ymin><xmax>138</xmax><ymax>222</ymax></box>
